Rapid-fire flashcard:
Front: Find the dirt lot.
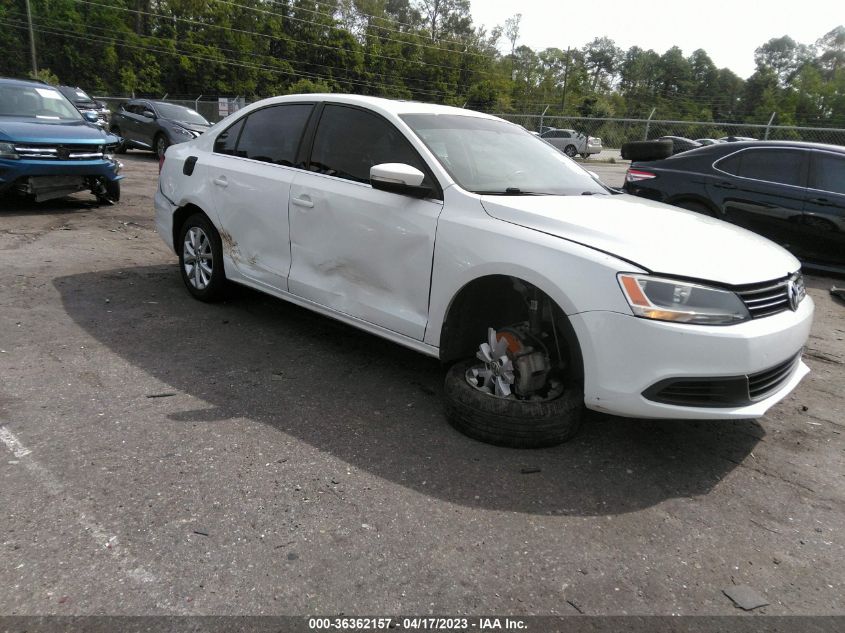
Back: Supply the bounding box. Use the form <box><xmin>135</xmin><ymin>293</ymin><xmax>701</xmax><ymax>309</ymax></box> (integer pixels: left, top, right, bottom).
<box><xmin>0</xmin><ymin>154</ymin><xmax>844</xmax><ymax>617</ymax></box>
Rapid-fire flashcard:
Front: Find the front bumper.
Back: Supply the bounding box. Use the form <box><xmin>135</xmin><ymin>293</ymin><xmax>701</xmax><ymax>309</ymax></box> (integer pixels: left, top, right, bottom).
<box><xmin>571</xmin><ymin>296</ymin><xmax>814</xmax><ymax>419</ymax></box>
<box><xmin>0</xmin><ymin>157</ymin><xmax>122</xmax><ymax>193</ymax></box>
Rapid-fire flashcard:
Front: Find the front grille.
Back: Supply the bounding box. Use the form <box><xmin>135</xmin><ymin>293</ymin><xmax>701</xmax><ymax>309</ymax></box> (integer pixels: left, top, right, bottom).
<box><xmin>644</xmin><ymin>351</ymin><xmax>803</xmax><ymax>407</ymax></box>
<box><xmin>734</xmin><ymin>273</ymin><xmax>804</xmax><ymax>319</ymax></box>
<box><xmin>748</xmin><ymin>353</ymin><xmax>801</xmax><ymax>401</ymax></box>
<box><xmin>13</xmin><ymin>144</ymin><xmax>104</xmax><ymax>160</ymax></box>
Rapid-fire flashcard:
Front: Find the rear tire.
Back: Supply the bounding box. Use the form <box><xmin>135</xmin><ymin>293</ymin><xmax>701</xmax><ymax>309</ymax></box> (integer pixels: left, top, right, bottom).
<box><xmin>155</xmin><ymin>134</ymin><xmax>169</xmax><ymax>160</ymax></box>
<box><xmin>564</xmin><ymin>144</ymin><xmax>578</xmax><ymax>158</ymax></box>
<box><xmin>177</xmin><ymin>213</ymin><xmax>226</xmax><ymax>302</ymax></box>
<box><xmin>621</xmin><ymin>140</ymin><xmax>673</xmax><ymax>161</ymax></box>
<box><xmin>444</xmin><ymin>358</ymin><xmax>584</xmax><ymax>449</ymax></box>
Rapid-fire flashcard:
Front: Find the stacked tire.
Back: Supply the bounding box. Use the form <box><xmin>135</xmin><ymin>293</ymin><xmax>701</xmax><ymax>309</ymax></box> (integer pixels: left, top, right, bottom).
<box><xmin>620</xmin><ymin>139</ymin><xmax>673</xmax><ymax>161</ymax></box>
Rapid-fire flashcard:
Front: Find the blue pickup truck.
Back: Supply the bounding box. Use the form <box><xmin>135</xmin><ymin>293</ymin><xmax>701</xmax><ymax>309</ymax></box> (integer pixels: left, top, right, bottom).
<box><xmin>0</xmin><ymin>78</ymin><xmax>123</xmax><ymax>203</ymax></box>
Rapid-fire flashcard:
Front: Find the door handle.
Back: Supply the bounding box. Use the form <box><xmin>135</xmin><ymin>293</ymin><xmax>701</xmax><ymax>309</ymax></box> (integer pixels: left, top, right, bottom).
<box><xmin>808</xmin><ymin>197</ymin><xmax>832</xmax><ymax>206</ymax></box>
<box><xmin>212</xmin><ymin>176</ymin><xmax>228</xmax><ymax>187</ymax></box>
<box><xmin>716</xmin><ymin>181</ymin><xmax>736</xmax><ymax>189</ymax></box>
<box><xmin>291</xmin><ymin>197</ymin><xmax>314</xmax><ymax>208</ymax></box>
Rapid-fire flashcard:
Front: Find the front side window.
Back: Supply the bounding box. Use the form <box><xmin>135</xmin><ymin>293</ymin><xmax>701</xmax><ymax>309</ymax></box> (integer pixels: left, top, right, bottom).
<box><xmin>809</xmin><ymin>152</ymin><xmax>845</xmax><ymax>195</ymax></box>
<box><xmin>402</xmin><ymin>114</ymin><xmax>607</xmax><ymax>195</ymax></box>
<box><xmin>717</xmin><ymin>149</ymin><xmax>806</xmax><ymax>187</ymax></box>
<box><xmin>234</xmin><ymin>104</ymin><xmax>313</xmax><ymax>166</ymax></box>
<box><xmin>310</xmin><ymin>105</ymin><xmax>432</xmax><ymax>186</ymax></box>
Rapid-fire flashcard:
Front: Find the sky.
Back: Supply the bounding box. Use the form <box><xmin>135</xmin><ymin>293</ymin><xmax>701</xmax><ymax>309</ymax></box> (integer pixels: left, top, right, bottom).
<box><xmin>468</xmin><ymin>0</ymin><xmax>841</xmax><ymax>79</ymax></box>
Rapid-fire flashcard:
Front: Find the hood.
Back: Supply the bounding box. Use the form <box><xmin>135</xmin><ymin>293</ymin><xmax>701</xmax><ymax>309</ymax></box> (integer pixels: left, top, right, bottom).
<box><xmin>173</xmin><ymin>121</ymin><xmax>210</xmax><ymax>134</ymax></box>
<box><xmin>73</xmin><ymin>100</ymin><xmax>99</xmax><ymax>110</ymax></box>
<box><xmin>480</xmin><ymin>193</ymin><xmax>801</xmax><ymax>286</ymax></box>
<box><xmin>0</xmin><ymin>118</ymin><xmax>114</xmax><ymax>145</ymax></box>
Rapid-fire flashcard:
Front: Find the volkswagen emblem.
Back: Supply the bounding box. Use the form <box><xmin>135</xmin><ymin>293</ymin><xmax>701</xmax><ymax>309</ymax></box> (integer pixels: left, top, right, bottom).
<box><xmin>56</xmin><ymin>146</ymin><xmax>70</xmax><ymax>160</ymax></box>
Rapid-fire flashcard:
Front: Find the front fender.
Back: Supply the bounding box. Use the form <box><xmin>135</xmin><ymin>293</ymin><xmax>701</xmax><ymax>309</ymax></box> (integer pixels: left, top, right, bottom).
<box><xmin>423</xmin><ymin>200</ymin><xmax>640</xmax><ymax>348</ymax></box>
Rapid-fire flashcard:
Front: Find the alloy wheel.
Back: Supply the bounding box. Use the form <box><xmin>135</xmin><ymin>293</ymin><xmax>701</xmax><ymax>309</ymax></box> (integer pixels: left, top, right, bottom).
<box><xmin>183</xmin><ymin>226</ymin><xmax>213</xmax><ymax>290</ymax></box>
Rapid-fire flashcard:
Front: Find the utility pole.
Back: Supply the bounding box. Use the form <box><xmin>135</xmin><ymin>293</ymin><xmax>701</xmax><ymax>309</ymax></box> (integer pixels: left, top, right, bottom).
<box><xmin>764</xmin><ymin>111</ymin><xmax>776</xmax><ymax>140</ymax></box>
<box><xmin>644</xmin><ymin>107</ymin><xmax>656</xmax><ymax>141</ymax></box>
<box><xmin>25</xmin><ymin>0</ymin><xmax>38</xmax><ymax>76</ymax></box>
<box><xmin>561</xmin><ymin>47</ymin><xmax>571</xmax><ymax>113</ymax></box>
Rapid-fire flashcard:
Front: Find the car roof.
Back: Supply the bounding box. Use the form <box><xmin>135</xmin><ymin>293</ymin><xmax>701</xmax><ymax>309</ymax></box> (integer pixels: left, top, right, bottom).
<box><xmin>240</xmin><ymin>93</ymin><xmax>499</xmax><ymax>122</ymax></box>
<box><xmin>649</xmin><ymin>139</ymin><xmax>845</xmax><ymax>164</ymax></box>
<box><xmin>709</xmin><ymin>140</ymin><xmax>845</xmax><ymax>153</ymax></box>
<box><xmin>0</xmin><ymin>77</ymin><xmax>56</xmax><ymax>88</ymax></box>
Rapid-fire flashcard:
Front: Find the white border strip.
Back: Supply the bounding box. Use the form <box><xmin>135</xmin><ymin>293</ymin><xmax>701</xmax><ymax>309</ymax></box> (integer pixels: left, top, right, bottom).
<box><xmin>0</xmin><ymin>425</ymin><xmax>32</xmax><ymax>458</ymax></box>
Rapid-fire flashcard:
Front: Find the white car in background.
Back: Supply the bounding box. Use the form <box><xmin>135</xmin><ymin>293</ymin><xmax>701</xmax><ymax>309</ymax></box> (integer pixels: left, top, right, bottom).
<box><xmin>540</xmin><ymin>128</ymin><xmax>602</xmax><ymax>158</ymax></box>
<box><xmin>155</xmin><ymin>94</ymin><xmax>812</xmax><ymax>448</ymax></box>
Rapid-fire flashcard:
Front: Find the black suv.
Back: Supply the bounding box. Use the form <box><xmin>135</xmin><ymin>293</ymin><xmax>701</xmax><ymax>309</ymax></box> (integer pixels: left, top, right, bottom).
<box><xmin>56</xmin><ymin>85</ymin><xmax>110</xmax><ymax>128</ymax></box>
<box><xmin>110</xmin><ymin>99</ymin><xmax>210</xmax><ymax>159</ymax></box>
<box><xmin>623</xmin><ymin>141</ymin><xmax>845</xmax><ymax>272</ymax></box>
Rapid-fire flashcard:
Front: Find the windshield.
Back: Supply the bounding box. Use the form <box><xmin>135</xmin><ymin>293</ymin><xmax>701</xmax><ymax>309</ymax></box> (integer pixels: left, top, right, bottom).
<box><xmin>0</xmin><ymin>84</ymin><xmax>82</xmax><ymax>121</ymax></box>
<box><xmin>153</xmin><ymin>103</ymin><xmax>209</xmax><ymax>125</ymax></box>
<box><xmin>58</xmin><ymin>86</ymin><xmax>94</xmax><ymax>104</ymax></box>
<box><xmin>401</xmin><ymin>114</ymin><xmax>607</xmax><ymax>196</ymax></box>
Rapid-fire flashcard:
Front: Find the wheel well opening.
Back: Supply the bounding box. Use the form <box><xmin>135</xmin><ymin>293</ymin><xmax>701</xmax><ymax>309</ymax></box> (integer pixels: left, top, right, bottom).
<box><xmin>439</xmin><ymin>275</ymin><xmax>584</xmax><ymax>384</ymax></box>
<box><xmin>172</xmin><ymin>203</ymin><xmax>208</xmax><ymax>249</ymax></box>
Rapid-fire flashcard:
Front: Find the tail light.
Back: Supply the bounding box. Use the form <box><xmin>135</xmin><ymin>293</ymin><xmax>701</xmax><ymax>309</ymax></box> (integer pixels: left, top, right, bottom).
<box><xmin>626</xmin><ymin>169</ymin><xmax>657</xmax><ymax>183</ymax></box>
<box><xmin>158</xmin><ymin>153</ymin><xmax>165</xmax><ymax>173</ymax></box>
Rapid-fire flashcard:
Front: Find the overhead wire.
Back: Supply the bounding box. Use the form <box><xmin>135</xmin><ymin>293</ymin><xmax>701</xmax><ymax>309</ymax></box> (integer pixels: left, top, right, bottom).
<box><xmin>68</xmin><ymin>0</ymin><xmax>497</xmax><ymax>78</ymax></box>
<box><xmin>212</xmin><ymin>0</ymin><xmax>490</xmax><ymax>60</ymax></box>
<box><xmin>0</xmin><ymin>17</ymin><xmax>448</xmax><ymax>99</ymax></box>
<box><xmin>14</xmin><ymin>11</ymin><xmax>459</xmax><ymax>95</ymax></box>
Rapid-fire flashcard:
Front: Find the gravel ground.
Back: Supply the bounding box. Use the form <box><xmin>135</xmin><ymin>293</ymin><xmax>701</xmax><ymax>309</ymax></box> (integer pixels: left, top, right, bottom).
<box><xmin>0</xmin><ymin>154</ymin><xmax>843</xmax><ymax>617</ymax></box>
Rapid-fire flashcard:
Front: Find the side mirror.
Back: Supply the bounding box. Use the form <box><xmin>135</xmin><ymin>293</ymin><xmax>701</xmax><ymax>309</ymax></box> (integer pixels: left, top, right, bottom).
<box><xmin>83</xmin><ymin>111</ymin><xmax>99</xmax><ymax>123</ymax></box>
<box><xmin>370</xmin><ymin>163</ymin><xmax>431</xmax><ymax>198</ymax></box>
<box><xmin>142</xmin><ymin>110</ymin><xmax>156</xmax><ymax>119</ymax></box>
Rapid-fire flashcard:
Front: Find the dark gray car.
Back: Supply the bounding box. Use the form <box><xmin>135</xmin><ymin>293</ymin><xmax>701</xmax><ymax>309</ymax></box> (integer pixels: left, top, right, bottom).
<box><xmin>110</xmin><ymin>99</ymin><xmax>210</xmax><ymax>159</ymax></box>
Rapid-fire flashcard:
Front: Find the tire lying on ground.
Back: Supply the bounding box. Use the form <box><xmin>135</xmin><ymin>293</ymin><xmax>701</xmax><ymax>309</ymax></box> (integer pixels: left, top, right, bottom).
<box><xmin>620</xmin><ymin>139</ymin><xmax>673</xmax><ymax>161</ymax></box>
<box><xmin>443</xmin><ymin>358</ymin><xmax>584</xmax><ymax>449</ymax></box>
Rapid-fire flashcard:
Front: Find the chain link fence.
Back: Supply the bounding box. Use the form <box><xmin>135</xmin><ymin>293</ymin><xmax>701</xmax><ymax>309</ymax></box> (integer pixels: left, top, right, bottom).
<box><xmin>88</xmin><ymin>96</ymin><xmax>845</xmax><ymax>154</ymax></box>
<box><xmin>493</xmin><ymin>114</ymin><xmax>845</xmax><ymax>152</ymax></box>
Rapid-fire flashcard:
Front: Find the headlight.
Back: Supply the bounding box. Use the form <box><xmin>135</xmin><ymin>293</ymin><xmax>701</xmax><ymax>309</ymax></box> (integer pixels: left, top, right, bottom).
<box><xmin>174</xmin><ymin>127</ymin><xmax>194</xmax><ymax>137</ymax></box>
<box><xmin>0</xmin><ymin>142</ymin><xmax>19</xmax><ymax>159</ymax></box>
<box><xmin>617</xmin><ymin>273</ymin><xmax>750</xmax><ymax>325</ymax></box>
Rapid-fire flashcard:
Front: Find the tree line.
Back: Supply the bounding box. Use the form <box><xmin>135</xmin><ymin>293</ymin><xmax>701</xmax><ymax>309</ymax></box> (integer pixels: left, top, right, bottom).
<box><xmin>0</xmin><ymin>0</ymin><xmax>843</xmax><ymax>127</ymax></box>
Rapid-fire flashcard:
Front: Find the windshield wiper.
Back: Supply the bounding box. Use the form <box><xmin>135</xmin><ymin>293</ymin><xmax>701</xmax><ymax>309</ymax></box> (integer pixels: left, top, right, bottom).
<box><xmin>474</xmin><ymin>188</ymin><xmax>547</xmax><ymax>195</ymax></box>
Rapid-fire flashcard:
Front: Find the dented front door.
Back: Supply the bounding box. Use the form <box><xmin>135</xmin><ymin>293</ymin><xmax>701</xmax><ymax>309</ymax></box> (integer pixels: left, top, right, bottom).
<box><xmin>288</xmin><ymin>172</ymin><xmax>442</xmax><ymax>340</ymax></box>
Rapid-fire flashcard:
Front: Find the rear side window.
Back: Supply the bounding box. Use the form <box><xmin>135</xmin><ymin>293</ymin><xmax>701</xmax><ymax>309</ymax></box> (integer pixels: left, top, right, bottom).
<box><xmin>233</xmin><ymin>104</ymin><xmax>312</xmax><ymax>166</ymax></box>
<box><xmin>309</xmin><ymin>104</ymin><xmax>432</xmax><ymax>186</ymax></box>
<box><xmin>213</xmin><ymin>118</ymin><xmax>245</xmax><ymax>156</ymax></box>
<box><xmin>809</xmin><ymin>152</ymin><xmax>845</xmax><ymax>195</ymax></box>
<box><xmin>717</xmin><ymin>148</ymin><xmax>806</xmax><ymax>187</ymax></box>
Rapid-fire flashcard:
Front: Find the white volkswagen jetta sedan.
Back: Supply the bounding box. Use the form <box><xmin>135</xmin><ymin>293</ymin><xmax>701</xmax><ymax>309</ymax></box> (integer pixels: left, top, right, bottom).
<box><xmin>155</xmin><ymin>94</ymin><xmax>813</xmax><ymax>448</ymax></box>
